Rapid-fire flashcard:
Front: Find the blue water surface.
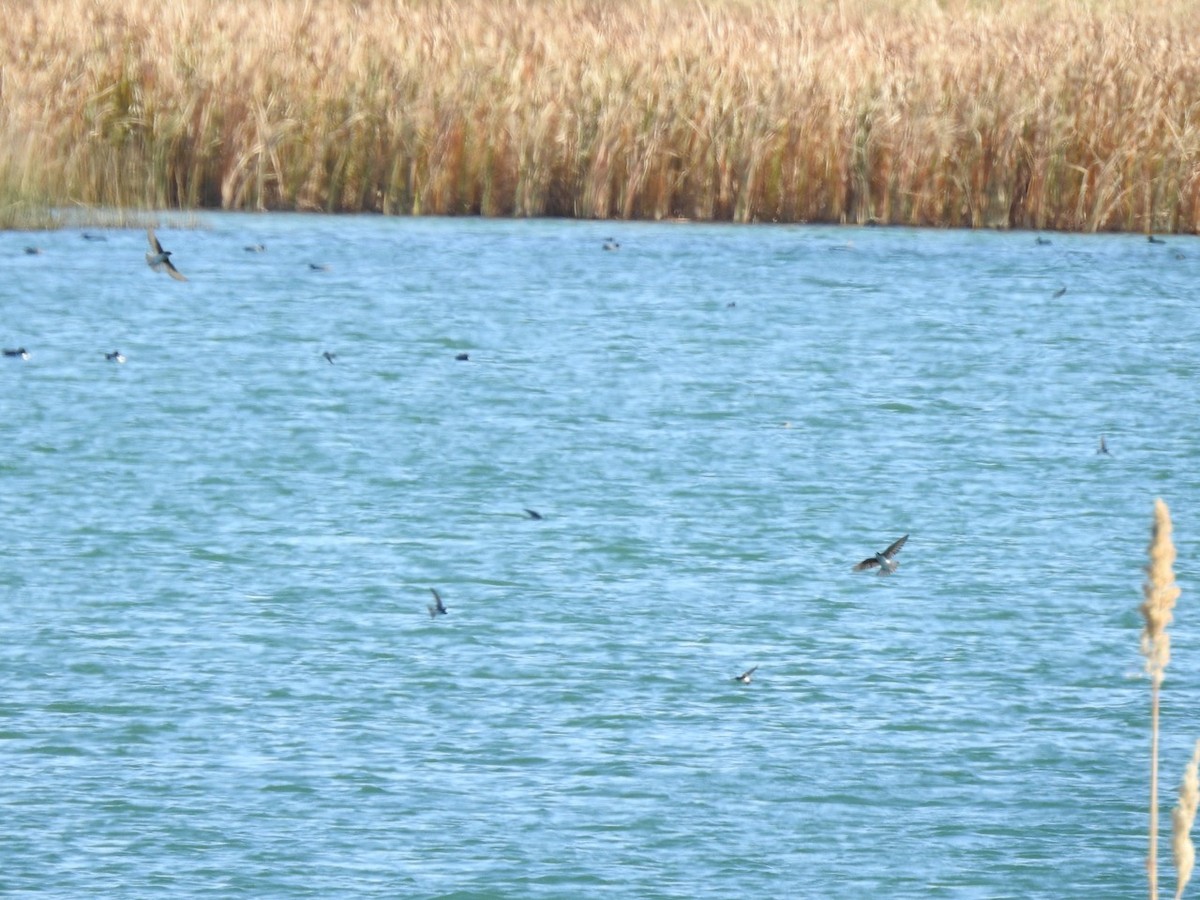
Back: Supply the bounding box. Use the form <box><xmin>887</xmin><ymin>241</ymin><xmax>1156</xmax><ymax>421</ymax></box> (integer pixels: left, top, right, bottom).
<box><xmin>2</xmin><ymin>215</ymin><xmax>1199</xmax><ymax>897</ymax></box>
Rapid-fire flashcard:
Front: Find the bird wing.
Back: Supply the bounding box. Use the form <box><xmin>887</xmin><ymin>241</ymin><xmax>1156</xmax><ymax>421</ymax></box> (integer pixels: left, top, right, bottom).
<box><xmin>147</xmin><ymin>228</ymin><xmax>164</xmax><ymax>253</ymax></box>
<box><xmin>853</xmin><ymin>557</ymin><xmax>881</xmax><ymax>571</ymax></box>
<box><xmin>164</xmin><ymin>259</ymin><xmax>187</xmax><ymax>281</ymax></box>
<box><xmin>741</xmin><ymin>666</ymin><xmax>758</xmax><ymax>679</ymax></box>
<box><xmin>429</xmin><ymin>588</ymin><xmax>444</xmax><ymax>611</ymax></box>
<box><xmin>882</xmin><ymin>534</ymin><xmax>909</xmax><ymax>560</ymax></box>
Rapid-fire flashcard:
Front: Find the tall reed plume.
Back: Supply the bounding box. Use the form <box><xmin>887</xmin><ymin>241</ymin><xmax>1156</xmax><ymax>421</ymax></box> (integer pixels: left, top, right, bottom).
<box><xmin>1142</xmin><ymin>498</ymin><xmax>1182</xmax><ymax>897</ymax></box>
<box><xmin>1173</xmin><ymin>741</ymin><xmax>1200</xmax><ymax>899</ymax></box>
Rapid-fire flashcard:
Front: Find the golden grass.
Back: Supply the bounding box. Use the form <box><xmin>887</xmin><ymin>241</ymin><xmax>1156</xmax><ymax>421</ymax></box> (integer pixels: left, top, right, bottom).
<box><xmin>3</xmin><ymin>0</ymin><xmax>1200</xmax><ymax>228</ymax></box>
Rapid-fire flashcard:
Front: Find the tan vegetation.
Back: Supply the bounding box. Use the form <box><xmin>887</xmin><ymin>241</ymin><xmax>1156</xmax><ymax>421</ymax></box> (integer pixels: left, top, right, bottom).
<box><xmin>1142</xmin><ymin>499</ymin><xmax>1186</xmax><ymax>897</ymax></box>
<box><xmin>2</xmin><ymin>0</ymin><xmax>1200</xmax><ymax>229</ymax></box>
<box><xmin>1174</xmin><ymin>741</ymin><xmax>1200</xmax><ymax>900</ymax></box>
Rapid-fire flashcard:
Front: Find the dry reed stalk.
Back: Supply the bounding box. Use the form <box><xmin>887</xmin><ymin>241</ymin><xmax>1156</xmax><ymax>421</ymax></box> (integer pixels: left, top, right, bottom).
<box><xmin>1174</xmin><ymin>741</ymin><xmax>1200</xmax><ymax>900</ymax></box>
<box><xmin>3</xmin><ymin>0</ymin><xmax>1200</xmax><ymax>227</ymax></box>
<box><xmin>1143</xmin><ymin>498</ymin><xmax>1182</xmax><ymax>898</ymax></box>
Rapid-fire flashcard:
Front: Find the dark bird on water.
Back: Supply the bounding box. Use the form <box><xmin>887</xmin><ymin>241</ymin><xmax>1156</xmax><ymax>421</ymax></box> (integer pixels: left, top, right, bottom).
<box><xmin>146</xmin><ymin>228</ymin><xmax>187</xmax><ymax>281</ymax></box>
<box><xmin>24</xmin><ymin>246</ymin><xmax>41</xmax><ymax>255</ymax></box>
<box><xmin>309</xmin><ymin>263</ymin><xmax>330</xmax><ymax>271</ymax></box>
<box><xmin>3</xmin><ymin>347</ymin><xmax>30</xmax><ymax>360</ymax></box>
<box><xmin>105</xmin><ymin>350</ymin><xmax>126</xmax><ymax>363</ymax></box>
<box><xmin>853</xmin><ymin>534</ymin><xmax>909</xmax><ymax>575</ymax></box>
<box><xmin>1035</xmin><ymin>235</ymin><xmax>1052</xmax><ymax>245</ymax></box>
<box><xmin>323</xmin><ymin>351</ymin><xmax>336</xmax><ymax>364</ymax></box>
<box><xmin>734</xmin><ymin>666</ymin><xmax>758</xmax><ymax>684</ymax></box>
<box><xmin>1148</xmin><ymin>235</ymin><xmax>1167</xmax><ymax>244</ymax></box>
<box><xmin>602</xmin><ymin>238</ymin><xmax>620</xmax><ymax>251</ymax></box>
<box><xmin>1097</xmin><ymin>435</ymin><xmax>1111</xmax><ymax>456</ymax></box>
<box><xmin>523</xmin><ymin>508</ymin><xmax>543</xmax><ymax>520</ymax></box>
<box><xmin>244</xmin><ymin>244</ymin><xmax>266</xmax><ymax>252</ymax></box>
<box><xmin>455</xmin><ymin>352</ymin><xmax>469</xmax><ymax>361</ymax></box>
<box><xmin>81</xmin><ymin>232</ymin><xmax>107</xmax><ymax>242</ymax></box>
<box><xmin>428</xmin><ymin>588</ymin><xmax>448</xmax><ymax>618</ymax></box>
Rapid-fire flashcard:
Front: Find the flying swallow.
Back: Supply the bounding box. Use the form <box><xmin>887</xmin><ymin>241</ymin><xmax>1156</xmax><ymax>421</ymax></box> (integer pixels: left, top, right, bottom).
<box><xmin>105</xmin><ymin>350</ymin><xmax>126</xmax><ymax>363</ymax></box>
<box><xmin>146</xmin><ymin>229</ymin><xmax>187</xmax><ymax>281</ymax></box>
<box><xmin>427</xmin><ymin>588</ymin><xmax>448</xmax><ymax>618</ymax></box>
<box><xmin>853</xmin><ymin>534</ymin><xmax>909</xmax><ymax>575</ymax></box>
<box><xmin>244</xmin><ymin>244</ymin><xmax>266</xmax><ymax>252</ymax></box>
<box><xmin>323</xmin><ymin>351</ymin><xmax>336</xmax><ymax>364</ymax></box>
<box><xmin>734</xmin><ymin>665</ymin><xmax>758</xmax><ymax>684</ymax></box>
<box><xmin>1097</xmin><ymin>435</ymin><xmax>1111</xmax><ymax>455</ymax></box>
<box><xmin>523</xmin><ymin>508</ymin><xmax>543</xmax><ymax>520</ymax></box>
<box><xmin>3</xmin><ymin>347</ymin><xmax>29</xmax><ymax>360</ymax></box>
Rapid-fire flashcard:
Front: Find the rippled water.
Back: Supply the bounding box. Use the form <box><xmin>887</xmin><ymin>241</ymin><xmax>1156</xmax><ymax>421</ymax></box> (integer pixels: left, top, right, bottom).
<box><xmin>2</xmin><ymin>215</ymin><xmax>1199</xmax><ymax>897</ymax></box>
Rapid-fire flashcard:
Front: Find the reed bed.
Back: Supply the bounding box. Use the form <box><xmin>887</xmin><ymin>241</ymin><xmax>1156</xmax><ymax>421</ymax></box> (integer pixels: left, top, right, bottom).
<box><xmin>2</xmin><ymin>0</ymin><xmax>1200</xmax><ymax>229</ymax></box>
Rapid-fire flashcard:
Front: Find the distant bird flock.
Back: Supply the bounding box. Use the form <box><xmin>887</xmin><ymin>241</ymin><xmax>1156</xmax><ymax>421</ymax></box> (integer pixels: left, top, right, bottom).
<box><xmin>7</xmin><ymin>224</ymin><xmax>1124</xmax><ymax>689</ymax></box>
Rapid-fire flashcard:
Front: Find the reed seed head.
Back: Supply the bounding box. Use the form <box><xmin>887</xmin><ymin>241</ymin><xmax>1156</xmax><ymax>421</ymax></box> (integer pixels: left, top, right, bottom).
<box><xmin>1174</xmin><ymin>741</ymin><xmax>1200</xmax><ymax>900</ymax></box>
<box><xmin>1142</xmin><ymin>498</ymin><xmax>1180</xmax><ymax>686</ymax></box>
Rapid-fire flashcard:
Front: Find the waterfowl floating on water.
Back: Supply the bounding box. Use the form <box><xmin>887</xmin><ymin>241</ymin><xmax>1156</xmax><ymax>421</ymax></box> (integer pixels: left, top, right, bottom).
<box><xmin>427</xmin><ymin>588</ymin><xmax>448</xmax><ymax>618</ymax></box>
<box><xmin>1148</xmin><ymin>235</ymin><xmax>1166</xmax><ymax>244</ymax></box>
<box><xmin>23</xmin><ymin>246</ymin><xmax>41</xmax><ymax>255</ymax></box>
<box><xmin>455</xmin><ymin>352</ymin><xmax>469</xmax><ymax>361</ymax></box>
<box><xmin>853</xmin><ymin>534</ymin><xmax>909</xmax><ymax>575</ymax></box>
<box><xmin>145</xmin><ymin>228</ymin><xmax>187</xmax><ymax>281</ymax></box>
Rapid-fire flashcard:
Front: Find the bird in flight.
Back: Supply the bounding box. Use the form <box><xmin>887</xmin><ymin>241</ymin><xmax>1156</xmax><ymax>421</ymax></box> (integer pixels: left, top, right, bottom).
<box><xmin>323</xmin><ymin>351</ymin><xmax>336</xmax><ymax>364</ymax></box>
<box><xmin>733</xmin><ymin>665</ymin><xmax>758</xmax><ymax>684</ymax></box>
<box><xmin>427</xmin><ymin>588</ymin><xmax>448</xmax><ymax>618</ymax></box>
<box><xmin>523</xmin><ymin>508</ymin><xmax>543</xmax><ymax>520</ymax></box>
<box><xmin>852</xmin><ymin>534</ymin><xmax>909</xmax><ymax>575</ymax></box>
<box><xmin>1097</xmin><ymin>435</ymin><xmax>1111</xmax><ymax>455</ymax></box>
<box><xmin>146</xmin><ymin>228</ymin><xmax>187</xmax><ymax>281</ymax></box>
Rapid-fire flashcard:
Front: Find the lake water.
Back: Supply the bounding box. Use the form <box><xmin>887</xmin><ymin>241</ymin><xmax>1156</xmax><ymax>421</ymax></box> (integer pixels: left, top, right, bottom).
<box><xmin>2</xmin><ymin>214</ymin><xmax>1199</xmax><ymax>897</ymax></box>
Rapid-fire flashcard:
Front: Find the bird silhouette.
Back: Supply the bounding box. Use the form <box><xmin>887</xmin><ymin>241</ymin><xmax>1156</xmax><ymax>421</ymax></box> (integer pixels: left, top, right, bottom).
<box><xmin>428</xmin><ymin>588</ymin><xmax>448</xmax><ymax>618</ymax></box>
<box><xmin>733</xmin><ymin>665</ymin><xmax>758</xmax><ymax>684</ymax></box>
<box><xmin>145</xmin><ymin>228</ymin><xmax>187</xmax><ymax>281</ymax></box>
<box><xmin>853</xmin><ymin>534</ymin><xmax>909</xmax><ymax>575</ymax></box>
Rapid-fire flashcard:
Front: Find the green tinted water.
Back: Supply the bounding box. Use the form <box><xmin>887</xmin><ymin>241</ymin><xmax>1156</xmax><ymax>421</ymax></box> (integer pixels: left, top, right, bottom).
<box><xmin>2</xmin><ymin>216</ymin><xmax>1198</xmax><ymax>897</ymax></box>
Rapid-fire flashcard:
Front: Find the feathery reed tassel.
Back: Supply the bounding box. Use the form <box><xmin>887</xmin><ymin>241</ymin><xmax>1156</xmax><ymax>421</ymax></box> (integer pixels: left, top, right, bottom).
<box><xmin>1143</xmin><ymin>498</ymin><xmax>1181</xmax><ymax>898</ymax></box>
<box><xmin>1173</xmin><ymin>741</ymin><xmax>1200</xmax><ymax>900</ymax></box>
